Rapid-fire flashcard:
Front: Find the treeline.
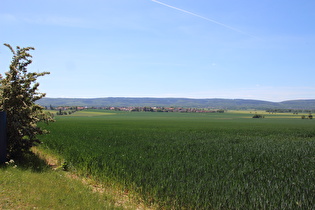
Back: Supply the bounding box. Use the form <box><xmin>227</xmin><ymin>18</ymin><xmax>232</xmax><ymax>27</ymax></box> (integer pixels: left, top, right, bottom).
<box><xmin>266</xmin><ymin>109</ymin><xmax>315</xmax><ymax>114</ymax></box>
<box><xmin>104</xmin><ymin>106</ymin><xmax>225</xmax><ymax>113</ymax></box>
<box><xmin>45</xmin><ymin>105</ymin><xmax>225</xmax><ymax>114</ymax></box>
<box><xmin>45</xmin><ymin>106</ymin><xmax>86</xmax><ymax>116</ymax></box>
<box><xmin>56</xmin><ymin>110</ymin><xmax>77</xmax><ymax>116</ymax></box>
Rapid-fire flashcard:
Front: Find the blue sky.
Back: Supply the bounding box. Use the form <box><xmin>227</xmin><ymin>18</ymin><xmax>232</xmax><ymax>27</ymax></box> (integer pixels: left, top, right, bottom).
<box><xmin>1</xmin><ymin>0</ymin><xmax>314</xmax><ymax>102</ymax></box>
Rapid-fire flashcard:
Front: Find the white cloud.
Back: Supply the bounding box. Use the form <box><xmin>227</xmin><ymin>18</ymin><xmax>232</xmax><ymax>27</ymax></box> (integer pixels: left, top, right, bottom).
<box><xmin>0</xmin><ymin>14</ymin><xmax>17</xmax><ymax>23</ymax></box>
<box><xmin>25</xmin><ymin>16</ymin><xmax>90</xmax><ymax>27</ymax></box>
<box><xmin>0</xmin><ymin>13</ymin><xmax>92</xmax><ymax>28</ymax></box>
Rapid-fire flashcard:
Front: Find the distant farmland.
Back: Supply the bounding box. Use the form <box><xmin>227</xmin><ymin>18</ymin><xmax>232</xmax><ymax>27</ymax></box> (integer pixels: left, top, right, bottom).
<box><xmin>39</xmin><ymin>110</ymin><xmax>315</xmax><ymax>209</ymax></box>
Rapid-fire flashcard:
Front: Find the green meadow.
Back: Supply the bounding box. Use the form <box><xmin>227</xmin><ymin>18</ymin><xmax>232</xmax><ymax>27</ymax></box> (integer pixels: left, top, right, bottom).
<box><xmin>39</xmin><ymin>110</ymin><xmax>315</xmax><ymax>209</ymax></box>
<box><xmin>0</xmin><ymin>152</ymin><xmax>119</xmax><ymax>209</ymax></box>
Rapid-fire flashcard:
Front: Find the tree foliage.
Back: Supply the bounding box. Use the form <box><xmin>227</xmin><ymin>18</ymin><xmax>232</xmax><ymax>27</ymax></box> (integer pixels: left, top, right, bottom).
<box><xmin>0</xmin><ymin>44</ymin><xmax>54</xmax><ymax>158</ymax></box>
<box><xmin>252</xmin><ymin>114</ymin><xmax>264</xmax><ymax>118</ymax></box>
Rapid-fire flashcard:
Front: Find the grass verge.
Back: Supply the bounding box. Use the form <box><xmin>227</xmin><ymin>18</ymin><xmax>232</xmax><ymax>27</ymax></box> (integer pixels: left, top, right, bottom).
<box><xmin>0</xmin><ymin>150</ymin><xmax>139</xmax><ymax>209</ymax></box>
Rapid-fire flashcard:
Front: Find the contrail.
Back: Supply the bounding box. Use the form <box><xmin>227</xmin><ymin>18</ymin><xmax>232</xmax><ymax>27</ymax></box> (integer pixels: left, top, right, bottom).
<box><xmin>151</xmin><ymin>0</ymin><xmax>255</xmax><ymax>38</ymax></box>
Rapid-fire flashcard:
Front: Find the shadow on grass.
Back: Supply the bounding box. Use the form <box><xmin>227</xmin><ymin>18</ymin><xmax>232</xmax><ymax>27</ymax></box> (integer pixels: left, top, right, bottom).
<box><xmin>13</xmin><ymin>151</ymin><xmax>51</xmax><ymax>172</ymax></box>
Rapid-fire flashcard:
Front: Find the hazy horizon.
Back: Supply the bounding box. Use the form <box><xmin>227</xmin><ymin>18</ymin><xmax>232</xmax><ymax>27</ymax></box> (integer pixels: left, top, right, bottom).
<box><xmin>41</xmin><ymin>96</ymin><xmax>315</xmax><ymax>103</ymax></box>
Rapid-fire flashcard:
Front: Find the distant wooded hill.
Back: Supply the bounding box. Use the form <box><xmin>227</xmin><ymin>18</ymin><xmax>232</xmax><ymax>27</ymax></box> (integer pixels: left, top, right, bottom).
<box><xmin>37</xmin><ymin>97</ymin><xmax>315</xmax><ymax>110</ymax></box>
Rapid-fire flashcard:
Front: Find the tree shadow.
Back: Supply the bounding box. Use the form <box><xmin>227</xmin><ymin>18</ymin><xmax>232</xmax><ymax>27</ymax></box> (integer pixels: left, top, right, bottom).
<box><xmin>13</xmin><ymin>151</ymin><xmax>51</xmax><ymax>172</ymax></box>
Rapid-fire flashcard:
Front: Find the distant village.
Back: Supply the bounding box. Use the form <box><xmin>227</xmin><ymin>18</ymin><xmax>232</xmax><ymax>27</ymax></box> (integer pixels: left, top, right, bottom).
<box><xmin>46</xmin><ymin>105</ymin><xmax>225</xmax><ymax>115</ymax></box>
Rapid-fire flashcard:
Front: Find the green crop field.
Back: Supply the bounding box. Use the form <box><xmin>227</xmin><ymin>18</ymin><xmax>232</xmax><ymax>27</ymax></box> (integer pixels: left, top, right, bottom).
<box><xmin>39</xmin><ymin>110</ymin><xmax>315</xmax><ymax>209</ymax></box>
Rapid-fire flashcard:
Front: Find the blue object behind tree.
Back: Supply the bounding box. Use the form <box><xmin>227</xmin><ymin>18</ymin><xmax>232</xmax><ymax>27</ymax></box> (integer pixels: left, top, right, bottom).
<box><xmin>0</xmin><ymin>111</ymin><xmax>7</xmax><ymax>163</ymax></box>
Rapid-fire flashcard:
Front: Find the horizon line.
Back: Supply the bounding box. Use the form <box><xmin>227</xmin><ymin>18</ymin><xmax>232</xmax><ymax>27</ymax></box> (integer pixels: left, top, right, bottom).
<box><xmin>40</xmin><ymin>96</ymin><xmax>315</xmax><ymax>103</ymax></box>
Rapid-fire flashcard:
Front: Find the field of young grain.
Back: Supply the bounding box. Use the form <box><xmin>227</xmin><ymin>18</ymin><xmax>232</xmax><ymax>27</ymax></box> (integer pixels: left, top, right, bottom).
<box><xmin>39</xmin><ymin>110</ymin><xmax>315</xmax><ymax>209</ymax></box>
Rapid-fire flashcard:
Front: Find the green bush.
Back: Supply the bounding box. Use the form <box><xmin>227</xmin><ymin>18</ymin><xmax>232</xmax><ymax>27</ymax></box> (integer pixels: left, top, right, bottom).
<box><xmin>252</xmin><ymin>114</ymin><xmax>264</xmax><ymax>118</ymax></box>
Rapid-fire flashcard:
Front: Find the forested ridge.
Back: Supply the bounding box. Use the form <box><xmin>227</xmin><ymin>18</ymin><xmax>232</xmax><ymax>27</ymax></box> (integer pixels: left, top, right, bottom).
<box><xmin>38</xmin><ymin>97</ymin><xmax>315</xmax><ymax>110</ymax></box>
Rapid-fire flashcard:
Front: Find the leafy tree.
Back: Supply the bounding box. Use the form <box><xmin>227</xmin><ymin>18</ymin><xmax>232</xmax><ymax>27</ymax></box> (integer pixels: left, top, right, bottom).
<box><xmin>0</xmin><ymin>44</ymin><xmax>54</xmax><ymax>159</ymax></box>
